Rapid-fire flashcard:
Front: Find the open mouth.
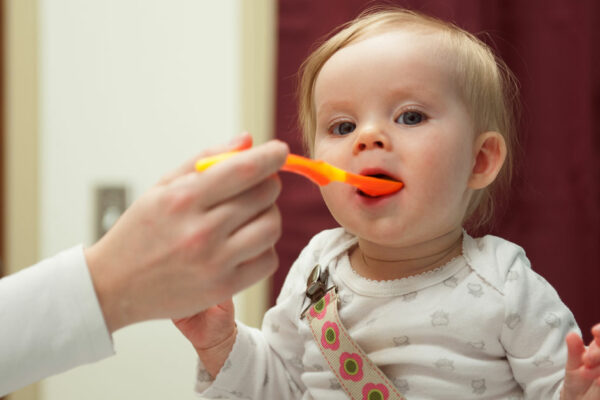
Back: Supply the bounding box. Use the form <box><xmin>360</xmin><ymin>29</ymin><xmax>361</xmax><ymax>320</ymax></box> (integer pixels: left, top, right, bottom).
<box><xmin>357</xmin><ymin>190</ymin><xmax>380</xmax><ymax>198</ymax></box>
<box><xmin>357</xmin><ymin>173</ymin><xmax>401</xmax><ymax>198</ymax></box>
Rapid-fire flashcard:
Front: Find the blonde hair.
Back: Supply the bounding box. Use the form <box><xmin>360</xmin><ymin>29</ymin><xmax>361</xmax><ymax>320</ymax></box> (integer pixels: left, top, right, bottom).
<box><xmin>297</xmin><ymin>7</ymin><xmax>520</xmax><ymax>231</ymax></box>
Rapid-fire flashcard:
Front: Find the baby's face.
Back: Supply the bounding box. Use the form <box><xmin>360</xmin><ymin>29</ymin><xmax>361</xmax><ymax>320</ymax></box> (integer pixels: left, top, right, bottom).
<box><xmin>313</xmin><ymin>29</ymin><xmax>478</xmax><ymax>247</ymax></box>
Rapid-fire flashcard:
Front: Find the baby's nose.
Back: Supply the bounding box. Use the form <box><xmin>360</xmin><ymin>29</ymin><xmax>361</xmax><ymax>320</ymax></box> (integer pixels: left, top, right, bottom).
<box><xmin>353</xmin><ymin>128</ymin><xmax>390</xmax><ymax>152</ymax></box>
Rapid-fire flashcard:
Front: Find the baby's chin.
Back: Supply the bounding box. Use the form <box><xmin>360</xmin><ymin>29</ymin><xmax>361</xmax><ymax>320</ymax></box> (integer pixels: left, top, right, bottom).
<box><xmin>349</xmin><ymin>221</ymin><xmax>460</xmax><ymax>250</ymax></box>
<box><xmin>344</xmin><ymin>222</ymin><xmax>416</xmax><ymax>248</ymax></box>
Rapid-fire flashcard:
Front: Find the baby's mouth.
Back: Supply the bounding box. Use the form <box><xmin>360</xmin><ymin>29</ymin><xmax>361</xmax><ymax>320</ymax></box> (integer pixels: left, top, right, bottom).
<box><xmin>357</xmin><ymin>173</ymin><xmax>402</xmax><ymax>198</ymax></box>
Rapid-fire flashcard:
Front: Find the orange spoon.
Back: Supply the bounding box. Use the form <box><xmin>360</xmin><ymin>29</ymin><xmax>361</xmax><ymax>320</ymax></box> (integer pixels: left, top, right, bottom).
<box><xmin>195</xmin><ymin>151</ymin><xmax>403</xmax><ymax>197</ymax></box>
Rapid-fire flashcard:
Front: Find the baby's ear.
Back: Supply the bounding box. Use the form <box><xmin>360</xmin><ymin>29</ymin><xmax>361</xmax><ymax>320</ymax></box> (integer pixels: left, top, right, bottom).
<box><xmin>468</xmin><ymin>131</ymin><xmax>507</xmax><ymax>190</ymax></box>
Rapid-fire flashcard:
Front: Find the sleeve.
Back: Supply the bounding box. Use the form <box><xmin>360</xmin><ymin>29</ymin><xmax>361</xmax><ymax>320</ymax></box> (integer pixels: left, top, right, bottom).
<box><xmin>500</xmin><ymin>257</ymin><xmax>580</xmax><ymax>400</ymax></box>
<box><xmin>196</xmin><ymin>323</ymin><xmax>303</xmax><ymax>399</ymax></box>
<box><xmin>196</xmin><ymin>234</ymin><xmax>323</xmax><ymax>399</ymax></box>
<box><xmin>0</xmin><ymin>246</ymin><xmax>115</xmax><ymax>396</ymax></box>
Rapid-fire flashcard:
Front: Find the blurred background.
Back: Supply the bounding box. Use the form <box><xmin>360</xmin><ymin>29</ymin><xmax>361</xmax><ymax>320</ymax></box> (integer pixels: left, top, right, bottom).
<box><xmin>2</xmin><ymin>0</ymin><xmax>276</xmax><ymax>399</ymax></box>
<box><xmin>1</xmin><ymin>1</ymin><xmax>598</xmax><ymax>400</ymax></box>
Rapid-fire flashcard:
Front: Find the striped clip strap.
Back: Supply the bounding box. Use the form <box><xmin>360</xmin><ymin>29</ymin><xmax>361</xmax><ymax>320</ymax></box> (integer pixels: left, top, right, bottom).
<box><xmin>305</xmin><ymin>287</ymin><xmax>406</xmax><ymax>400</ymax></box>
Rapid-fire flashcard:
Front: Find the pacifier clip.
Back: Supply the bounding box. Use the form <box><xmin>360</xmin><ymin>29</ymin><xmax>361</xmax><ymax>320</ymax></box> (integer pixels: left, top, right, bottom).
<box><xmin>303</xmin><ymin>265</ymin><xmax>406</xmax><ymax>400</ymax></box>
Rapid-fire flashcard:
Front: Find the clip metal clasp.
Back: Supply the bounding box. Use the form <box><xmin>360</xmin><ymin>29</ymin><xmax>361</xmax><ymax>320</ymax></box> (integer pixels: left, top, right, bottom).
<box><xmin>301</xmin><ymin>264</ymin><xmax>334</xmax><ymax>318</ymax></box>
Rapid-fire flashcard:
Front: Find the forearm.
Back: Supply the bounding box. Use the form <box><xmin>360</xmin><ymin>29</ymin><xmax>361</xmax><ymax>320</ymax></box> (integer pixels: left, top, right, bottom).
<box><xmin>85</xmin><ymin>238</ymin><xmax>144</xmax><ymax>333</ymax></box>
<box><xmin>0</xmin><ymin>247</ymin><xmax>113</xmax><ymax>396</ymax></box>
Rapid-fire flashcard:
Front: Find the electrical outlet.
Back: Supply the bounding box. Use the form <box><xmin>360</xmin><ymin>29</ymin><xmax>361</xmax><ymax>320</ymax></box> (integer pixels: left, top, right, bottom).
<box><xmin>95</xmin><ymin>185</ymin><xmax>127</xmax><ymax>240</ymax></box>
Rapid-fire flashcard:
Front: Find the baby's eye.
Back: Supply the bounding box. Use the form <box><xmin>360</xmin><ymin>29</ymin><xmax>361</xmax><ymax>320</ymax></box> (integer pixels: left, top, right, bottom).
<box><xmin>396</xmin><ymin>111</ymin><xmax>426</xmax><ymax>125</ymax></box>
<box><xmin>331</xmin><ymin>121</ymin><xmax>356</xmax><ymax>136</ymax></box>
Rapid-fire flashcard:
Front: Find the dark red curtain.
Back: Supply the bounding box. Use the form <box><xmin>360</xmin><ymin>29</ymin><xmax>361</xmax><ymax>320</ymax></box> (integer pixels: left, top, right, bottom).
<box><xmin>273</xmin><ymin>0</ymin><xmax>600</xmax><ymax>342</ymax></box>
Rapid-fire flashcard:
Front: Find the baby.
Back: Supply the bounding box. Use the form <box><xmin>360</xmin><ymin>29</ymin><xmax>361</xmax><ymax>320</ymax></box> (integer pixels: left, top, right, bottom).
<box><xmin>175</xmin><ymin>8</ymin><xmax>600</xmax><ymax>399</ymax></box>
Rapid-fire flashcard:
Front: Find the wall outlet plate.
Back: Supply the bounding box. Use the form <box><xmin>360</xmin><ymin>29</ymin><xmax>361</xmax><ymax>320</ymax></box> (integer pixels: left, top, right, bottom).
<box><xmin>95</xmin><ymin>185</ymin><xmax>128</xmax><ymax>240</ymax></box>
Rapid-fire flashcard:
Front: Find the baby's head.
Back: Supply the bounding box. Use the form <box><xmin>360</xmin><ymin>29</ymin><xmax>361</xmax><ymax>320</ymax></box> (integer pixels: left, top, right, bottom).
<box><xmin>298</xmin><ymin>8</ymin><xmax>519</xmax><ymax>232</ymax></box>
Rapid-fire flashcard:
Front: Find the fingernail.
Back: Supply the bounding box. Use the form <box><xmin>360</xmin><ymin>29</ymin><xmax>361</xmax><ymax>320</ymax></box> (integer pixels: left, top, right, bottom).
<box><xmin>228</xmin><ymin>133</ymin><xmax>246</xmax><ymax>146</ymax></box>
<box><xmin>271</xmin><ymin>140</ymin><xmax>290</xmax><ymax>153</ymax></box>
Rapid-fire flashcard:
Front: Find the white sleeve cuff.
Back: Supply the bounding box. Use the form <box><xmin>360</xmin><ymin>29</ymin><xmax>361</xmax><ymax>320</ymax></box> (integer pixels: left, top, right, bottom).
<box><xmin>196</xmin><ymin>322</ymin><xmax>261</xmax><ymax>398</ymax></box>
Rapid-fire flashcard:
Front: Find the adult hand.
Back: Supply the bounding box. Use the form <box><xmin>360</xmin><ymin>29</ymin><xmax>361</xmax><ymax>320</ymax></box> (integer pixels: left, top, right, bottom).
<box><xmin>84</xmin><ymin>133</ymin><xmax>288</xmax><ymax>333</ymax></box>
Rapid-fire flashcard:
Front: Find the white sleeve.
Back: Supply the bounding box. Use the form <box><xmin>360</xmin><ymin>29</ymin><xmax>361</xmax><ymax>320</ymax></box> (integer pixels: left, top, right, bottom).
<box><xmin>500</xmin><ymin>258</ymin><xmax>580</xmax><ymax>399</ymax></box>
<box><xmin>195</xmin><ymin>234</ymin><xmax>322</xmax><ymax>399</ymax></box>
<box><xmin>196</xmin><ymin>323</ymin><xmax>303</xmax><ymax>399</ymax></box>
<box><xmin>0</xmin><ymin>246</ymin><xmax>115</xmax><ymax>396</ymax></box>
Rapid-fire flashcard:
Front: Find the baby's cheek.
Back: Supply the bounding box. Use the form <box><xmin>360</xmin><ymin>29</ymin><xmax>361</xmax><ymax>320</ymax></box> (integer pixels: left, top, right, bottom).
<box><xmin>423</xmin><ymin>146</ymin><xmax>471</xmax><ymax>190</ymax></box>
<box><xmin>320</xmin><ymin>187</ymin><xmax>349</xmax><ymax>221</ymax></box>
<box><xmin>415</xmin><ymin>161</ymin><xmax>469</xmax><ymax>221</ymax></box>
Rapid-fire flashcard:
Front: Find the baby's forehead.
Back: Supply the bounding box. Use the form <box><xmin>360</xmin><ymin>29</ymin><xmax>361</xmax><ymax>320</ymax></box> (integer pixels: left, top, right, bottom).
<box><xmin>316</xmin><ymin>29</ymin><xmax>458</xmax><ymax>90</ymax></box>
<box><xmin>351</xmin><ymin>25</ymin><xmax>452</xmax><ymax>51</ymax></box>
<box><xmin>323</xmin><ymin>28</ymin><xmax>455</xmax><ymax>74</ymax></box>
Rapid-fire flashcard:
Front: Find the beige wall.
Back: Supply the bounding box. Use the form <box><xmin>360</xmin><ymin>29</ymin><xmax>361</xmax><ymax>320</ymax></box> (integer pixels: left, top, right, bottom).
<box><xmin>4</xmin><ymin>0</ymin><xmax>39</xmax><ymax>398</ymax></box>
<box><xmin>4</xmin><ymin>1</ymin><xmax>39</xmax><ymax>274</ymax></box>
<box><xmin>3</xmin><ymin>0</ymin><xmax>276</xmax><ymax>399</ymax></box>
<box><xmin>237</xmin><ymin>0</ymin><xmax>278</xmax><ymax>329</ymax></box>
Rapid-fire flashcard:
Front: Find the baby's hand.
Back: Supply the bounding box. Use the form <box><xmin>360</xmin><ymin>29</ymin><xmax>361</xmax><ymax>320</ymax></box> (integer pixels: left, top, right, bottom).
<box><xmin>562</xmin><ymin>324</ymin><xmax>600</xmax><ymax>399</ymax></box>
<box><xmin>173</xmin><ymin>299</ymin><xmax>236</xmax><ymax>379</ymax></box>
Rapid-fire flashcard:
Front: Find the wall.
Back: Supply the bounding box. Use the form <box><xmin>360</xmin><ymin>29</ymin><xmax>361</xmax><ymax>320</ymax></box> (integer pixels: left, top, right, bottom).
<box><xmin>38</xmin><ymin>1</ymin><xmax>241</xmax><ymax>253</ymax></box>
<box><xmin>237</xmin><ymin>0</ymin><xmax>277</xmax><ymax>329</ymax></box>
<box><xmin>4</xmin><ymin>1</ymin><xmax>39</xmax><ymax>282</ymax></box>
<box><xmin>39</xmin><ymin>1</ymin><xmax>240</xmax><ymax>399</ymax></box>
<box><xmin>4</xmin><ymin>0</ymin><xmax>40</xmax><ymax>396</ymax></box>
<box><xmin>4</xmin><ymin>0</ymin><xmax>276</xmax><ymax>399</ymax></box>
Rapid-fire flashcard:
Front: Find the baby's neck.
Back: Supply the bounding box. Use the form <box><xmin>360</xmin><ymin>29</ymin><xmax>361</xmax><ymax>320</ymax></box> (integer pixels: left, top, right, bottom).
<box><xmin>349</xmin><ymin>229</ymin><xmax>463</xmax><ymax>281</ymax></box>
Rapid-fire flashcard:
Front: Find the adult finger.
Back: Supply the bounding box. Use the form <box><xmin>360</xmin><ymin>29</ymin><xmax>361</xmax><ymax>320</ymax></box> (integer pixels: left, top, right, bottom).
<box><xmin>192</xmin><ymin>140</ymin><xmax>289</xmax><ymax>208</ymax></box>
<box><xmin>224</xmin><ymin>205</ymin><xmax>282</xmax><ymax>267</ymax></box>
<box><xmin>227</xmin><ymin>247</ymin><xmax>279</xmax><ymax>295</ymax></box>
<box><xmin>205</xmin><ymin>175</ymin><xmax>281</xmax><ymax>239</ymax></box>
<box><xmin>159</xmin><ymin>133</ymin><xmax>254</xmax><ymax>185</ymax></box>
<box><xmin>196</xmin><ymin>247</ymin><xmax>278</xmax><ymax>306</ymax></box>
<box><xmin>565</xmin><ymin>331</ymin><xmax>586</xmax><ymax>371</ymax></box>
